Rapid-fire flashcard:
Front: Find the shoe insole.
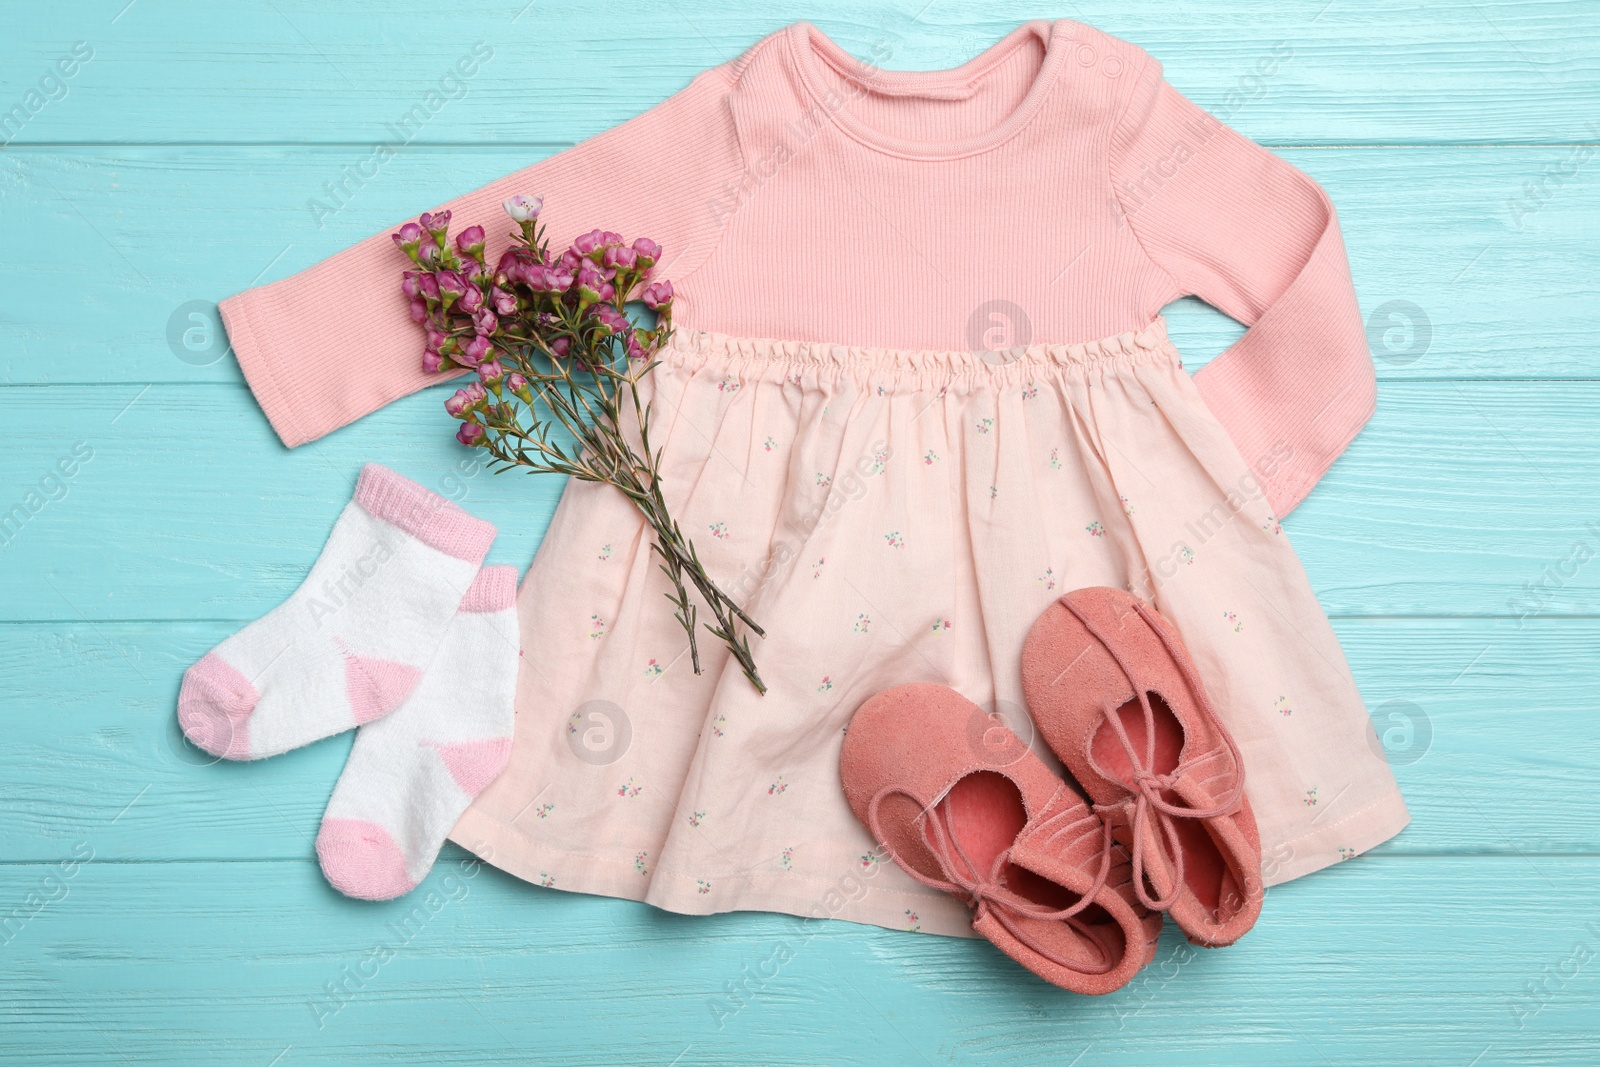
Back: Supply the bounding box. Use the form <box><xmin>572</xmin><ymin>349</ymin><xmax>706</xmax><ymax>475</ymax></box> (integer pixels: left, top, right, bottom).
<box><xmin>942</xmin><ymin>771</ymin><xmax>1101</xmax><ymax>917</ymax></box>
<box><xmin>1090</xmin><ymin>692</ymin><xmax>1239</xmax><ymax>917</ymax></box>
<box><xmin>940</xmin><ymin>771</ymin><xmax>1124</xmax><ymax>969</ymax></box>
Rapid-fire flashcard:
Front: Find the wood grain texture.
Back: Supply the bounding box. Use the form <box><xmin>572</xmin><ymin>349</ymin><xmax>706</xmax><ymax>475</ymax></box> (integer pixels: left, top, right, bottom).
<box><xmin>2</xmin><ymin>2</ymin><xmax>1598</xmax><ymax>1064</ymax></box>
<box><xmin>1</xmin><ymin>1</ymin><xmax>1595</xmax><ymax>144</ymax></box>
<box><xmin>1</xmin><ymin>858</ymin><xmax>1596</xmax><ymax>1065</ymax></box>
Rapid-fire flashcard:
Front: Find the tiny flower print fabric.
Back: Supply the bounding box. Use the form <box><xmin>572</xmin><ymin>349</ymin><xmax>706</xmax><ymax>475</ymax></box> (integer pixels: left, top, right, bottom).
<box><xmin>215</xmin><ymin>18</ymin><xmax>1406</xmax><ymax>935</ymax></box>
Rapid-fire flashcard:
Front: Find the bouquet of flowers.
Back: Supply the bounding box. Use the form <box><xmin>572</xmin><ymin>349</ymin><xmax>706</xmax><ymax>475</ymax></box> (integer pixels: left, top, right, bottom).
<box><xmin>393</xmin><ymin>197</ymin><xmax>766</xmax><ymax>693</ymax></box>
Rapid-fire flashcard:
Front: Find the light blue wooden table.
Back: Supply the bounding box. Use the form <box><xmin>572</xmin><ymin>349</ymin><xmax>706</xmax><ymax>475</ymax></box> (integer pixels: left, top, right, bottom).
<box><xmin>3</xmin><ymin>2</ymin><xmax>1598</xmax><ymax>1063</ymax></box>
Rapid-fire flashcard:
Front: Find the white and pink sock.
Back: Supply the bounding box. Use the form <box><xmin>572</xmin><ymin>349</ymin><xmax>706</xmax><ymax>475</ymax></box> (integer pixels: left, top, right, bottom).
<box><xmin>316</xmin><ymin>565</ymin><xmax>520</xmax><ymax>900</ymax></box>
<box><xmin>178</xmin><ymin>464</ymin><xmax>496</xmax><ymax>760</ymax></box>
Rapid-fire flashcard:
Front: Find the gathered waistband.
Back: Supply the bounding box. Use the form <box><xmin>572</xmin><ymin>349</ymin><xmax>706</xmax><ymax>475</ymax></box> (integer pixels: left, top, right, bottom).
<box><xmin>658</xmin><ymin>316</ymin><xmax>1177</xmax><ymax>387</ymax></box>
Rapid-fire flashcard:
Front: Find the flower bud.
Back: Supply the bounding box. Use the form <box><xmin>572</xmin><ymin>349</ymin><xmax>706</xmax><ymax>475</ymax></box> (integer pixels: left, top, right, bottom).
<box><xmin>455</xmin><ymin>225</ymin><xmax>487</xmax><ymax>261</ymax></box>
<box><xmin>445</xmin><ymin>387</ymin><xmax>475</xmax><ymax>417</ymax></box>
<box><xmin>603</xmin><ymin>245</ymin><xmax>639</xmax><ymax>271</ymax></box>
<box><xmin>436</xmin><ymin>271</ymin><xmax>467</xmax><ymax>309</ymax></box>
<box><xmin>456</xmin><ymin>422</ymin><xmax>486</xmax><ymax>447</ymax></box>
<box><xmin>420</xmin><ymin>210</ymin><xmax>452</xmax><ymax>245</ymax></box>
<box><xmin>460</xmin><ymin>335</ymin><xmax>493</xmax><ymax>368</ymax></box>
<box><xmin>571</xmin><ymin>228</ymin><xmax>608</xmax><ymax>260</ymax></box>
<box><xmin>392</xmin><ymin>222</ymin><xmax>425</xmax><ymax>262</ymax></box>
<box><xmin>589</xmin><ymin>303</ymin><xmax>630</xmax><ymax>336</ymax></box>
<box><xmin>641</xmin><ymin>280</ymin><xmax>674</xmax><ymax>310</ymax></box>
<box><xmin>631</xmin><ymin>237</ymin><xmax>661</xmax><ymax>268</ymax></box>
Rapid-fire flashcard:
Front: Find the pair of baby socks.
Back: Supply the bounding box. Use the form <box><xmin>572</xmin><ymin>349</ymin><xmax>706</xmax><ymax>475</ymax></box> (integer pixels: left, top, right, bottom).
<box><xmin>177</xmin><ymin>463</ymin><xmax>519</xmax><ymax>900</ymax></box>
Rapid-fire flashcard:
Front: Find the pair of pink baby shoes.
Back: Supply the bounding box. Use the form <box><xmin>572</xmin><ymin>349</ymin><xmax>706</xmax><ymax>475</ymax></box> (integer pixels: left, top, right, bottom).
<box><xmin>840</xmin><ymin>586</ymin><xmax>1263</xmax><ymax>995</ymax></box>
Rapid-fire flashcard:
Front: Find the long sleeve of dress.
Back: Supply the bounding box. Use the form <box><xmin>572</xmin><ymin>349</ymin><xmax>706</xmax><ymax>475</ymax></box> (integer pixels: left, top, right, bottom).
<box><xmin>219</xmin><ymin>62</ymin><xmax>746</xmax><ymax>448</ymax></box>
<box><xmin>1108</xmin><ymin>53</ymin><xmax>1376</xmax><ymax>517</ymax></box>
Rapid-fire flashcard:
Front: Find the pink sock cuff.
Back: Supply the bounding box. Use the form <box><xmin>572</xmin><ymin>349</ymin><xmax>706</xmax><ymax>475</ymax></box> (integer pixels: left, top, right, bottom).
<box><xmin>458</xmin><ymin>565</ymin><xmax>519</xmax><ymax>613</ymax></box>
<box><xmin>353</xmin><ymin>463</ymin><xmax>496</xmax><ymax>563</ymax></box>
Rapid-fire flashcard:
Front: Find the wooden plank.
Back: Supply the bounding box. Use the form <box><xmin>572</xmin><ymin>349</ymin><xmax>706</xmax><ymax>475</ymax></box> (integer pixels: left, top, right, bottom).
<box><xmin>1</xmin><ymin>618</ymin><xmax>1595</xmax><ymax>862</ymax></box>
<box><xmin>0</xmin><ymin>856</ymin><xmax>1595</xmax><ymax>1064</ymax></box>
<box><xmin>1</xmin><ymin>2</ymin><xmax>1593</xmax><ymax>146</ymax></box>
<box><xmin>1</xmin><ymin>380</ymin><xmax>1597</xmax><ymax>622</ymax></box>
<box><xmin>2</xmin><ymin>140</ymin><xmax>1596</xmax><ymax>385</ymax></box>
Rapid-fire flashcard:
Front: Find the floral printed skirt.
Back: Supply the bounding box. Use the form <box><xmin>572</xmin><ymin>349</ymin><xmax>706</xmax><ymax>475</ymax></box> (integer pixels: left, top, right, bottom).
<box><xmin>450</xmin><ymin>315</ymin><xmax>1410</xmax><ymax>938</ymax></box>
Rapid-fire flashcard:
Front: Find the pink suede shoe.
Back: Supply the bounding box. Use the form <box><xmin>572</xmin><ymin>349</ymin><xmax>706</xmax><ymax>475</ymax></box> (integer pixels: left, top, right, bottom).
<box><xmin>1021</xmin><ymin>587</ymin><xmax>1263</xmax><ymax>947</ymax></box>
<box><xmin>840</xmin><ymin>682</ymin><xmax>1161</xmax><ymax>994</ymax></box>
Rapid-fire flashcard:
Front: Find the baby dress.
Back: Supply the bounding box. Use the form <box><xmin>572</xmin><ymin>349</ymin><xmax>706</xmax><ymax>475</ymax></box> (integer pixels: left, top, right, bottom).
<box><xmin>219</xmin><ymin>19</ymin><xmax>1409</xmax><ymax>937</ymax></box>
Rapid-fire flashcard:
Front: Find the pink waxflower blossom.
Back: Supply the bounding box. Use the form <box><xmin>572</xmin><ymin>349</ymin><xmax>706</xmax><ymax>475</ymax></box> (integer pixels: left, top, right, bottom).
<box><xmin>472</xmin><ymin>308</ymin><xmax>498</xmax><ymax>336</ymax></box>
<box><xmin>455</xmin><ymin>225</ymin><xmax>487</xmax><ymax>259</ymax></box>
<box><xmin>603</xmin><ymin>245</ymin><xmax>639</xmax><ymax>271</ymax></box>
<box><xmin>420</xmin><ymin>210</ymin><xmax>451</xmax><ymax>238</ymax></box>
<box><xmin>631</xmin><ymin>237</ymin><xmax>661</xmax><ymax>267</ymax></box>
<box><xmin>392</xmin><ymin>223</ymin><xmax>425</xmax><ymax>259</ymax></box>
<box><xmin>557</xmin><ymin>248</ymin><xmax>583</xmax><ymax>272</ymax></box>
<box><xmin>416</xmin><ymin>273</ymin><xmax>440</xmax><ymax>301</ymax></box>
<box><xmin>445</xmin><ymin>387</ymin><xmax>475</xmax><ymax>416</ymax></box>
<box><xmin>477</xmin><ymin>359</ymin><xmax>505</xmax><ymax>385</ymax></box>
<box><xmin>549</xmin><ymin>336</ymin><xmax>572</xmax><ymax>358</ymax></box>
<box><xmin>458</xmin><ymin>285</ymin><xmax>484</xmax><ymax>314</ymax></box>
<box><xmin>571</xmin><ymin>228</ymin><xmax>608</xmax><ymax>258</ymax></box>
<box><xmin>436</xmin><ymin>271</ymin><xmax>467</xmax><ymax>302</ymax></box>
<box><xmin>402</xmin><ymin>270</ymin><xmax>424</xmax><ymax>299</ymax></box>
<box><xmin>504</xmin><ymin>195</ymin><xmax>543</xmax><ymax>222</ymax></box>
<box><xmin>590</xmin><ymin>303</ymin><xmax>630</xmax><ymax>336</ymax></box>
<box><xmin>509</xmin><ymin>250</ymin><xmax>549</xmax><ymax>286</ymax></box>
<box><xmin>408</xmin><ymin>299</ymin><xmax>428</xmax><ymax>323</ymax></box>
<box><xmin>456</xmin><ymin>422</ymin><xmax>485</xmax><ymax>446</ymax></box>
<box><xmin>641</xmin><ymin>280</ymin><xmax>674</xmax><ymax>309</ymax></box>
<box><xmin>491</xmin><ymin>287</ymin><xmax>517</xmax><ymax>315</ymax></box>
<box><xmin>417</xmin><ymin>241</ymin><xmax>439</xmax><ymax>267</ymax></box>
<box><xmin>423</xmin><ymin>349</ymin><xmax>446</xmax><ymax>373</ymax></box>
<box><xmin>625</xmin><ymin>332</ymin><xmax>646</xmax><ymax>361</ymax></box>
<box><xmin>575</xmin><ymin>260</ymin><xmax>614</xmax><ymax>302</ymax></box>
<box><xmin>425</xmin><ymin>326</ymin><xmax>448</xmax><ymax>351</ymax></box>
<box><xmin>519</xmin><ymin>263</ymin><xmax>552</xmax><ymax>291</ymax></box>
<box><xmin>460</xmin><ymin>335</ymin><xmax>493</xmax><ymax>368</ymax></box>
<box><xmin>507</xmin><ymin>372</ymin><xmax>532</xmax><ymax>401</ymax></box>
